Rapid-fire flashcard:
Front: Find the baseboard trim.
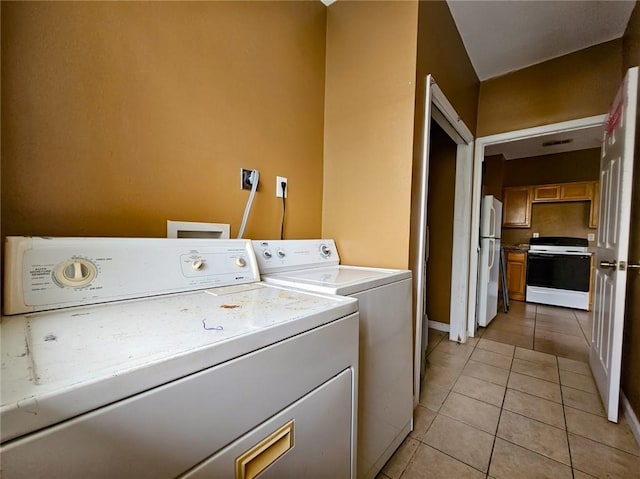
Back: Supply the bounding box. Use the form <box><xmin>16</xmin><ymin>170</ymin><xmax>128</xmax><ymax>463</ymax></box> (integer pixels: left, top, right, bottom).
<box><xmin>428</xmin><ymin>320</ymin><xmax>450</xmax><ymax>333</ymax></box>
<box><xmin>621</xmin><ymin>390</ymin><xmax>640</xmax><ymax>448</ymax></box>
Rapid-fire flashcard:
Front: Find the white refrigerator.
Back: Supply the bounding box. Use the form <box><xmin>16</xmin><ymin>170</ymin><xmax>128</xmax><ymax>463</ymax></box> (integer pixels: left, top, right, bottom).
<box><xmin>477</xmin><ymin>195</ymin><xmax>503</xmax><ymax>327</ymax></box>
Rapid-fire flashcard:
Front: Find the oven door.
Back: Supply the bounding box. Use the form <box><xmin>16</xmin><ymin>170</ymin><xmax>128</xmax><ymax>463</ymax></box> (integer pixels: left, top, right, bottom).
<box><xmin>526</xmin><ymin>252</ymin><xmax>591</xmax><ymax>292</ymax></box>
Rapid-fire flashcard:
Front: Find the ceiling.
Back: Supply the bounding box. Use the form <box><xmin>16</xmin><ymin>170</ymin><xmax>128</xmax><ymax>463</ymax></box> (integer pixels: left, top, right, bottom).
<box><xmin>447</xmin><ymin>0</ymin><xmax>635</xmax><ymax>81</ymax></box>
<box><xmin>446</xmin><ymin>1</ymin><xmax>633</xmax><ymax>160</ymax></box>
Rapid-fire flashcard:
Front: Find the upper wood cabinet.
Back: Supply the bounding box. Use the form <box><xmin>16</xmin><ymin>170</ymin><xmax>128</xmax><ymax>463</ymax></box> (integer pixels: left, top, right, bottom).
<box><xmin>560</xmin><ymin>182</ymin><xmax>593</xmax><ymax>201</ymax></box>
<box><xmin>589</xmin><ymin>182</ymin><xmax>599</xmax><ymax>228</ymax></box>
<box><xmin>503</xmin><ymin>187</ymin><xmax>532</xmax><ymax>228</ymax></box>
<box><xmin>503</xmin><ymin>181</ymin><xmax>599</xmax><ymax>228</ymax></box>
<box><xmin>532</xmin><ymin>185</ymin><xmax>561</xmax><ymax>202</ymax></box>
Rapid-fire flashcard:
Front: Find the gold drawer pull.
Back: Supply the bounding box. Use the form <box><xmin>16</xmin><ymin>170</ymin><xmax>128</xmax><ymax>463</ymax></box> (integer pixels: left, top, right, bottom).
<box><xmin>236</xmin><ymin>421</ymin><xmax>294</xmax><ymax>479</ymax></box>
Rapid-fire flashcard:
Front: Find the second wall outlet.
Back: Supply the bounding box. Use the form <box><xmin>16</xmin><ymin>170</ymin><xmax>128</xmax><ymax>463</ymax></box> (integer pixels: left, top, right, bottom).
<box><xmin>276</xmin><ymin>176</ymin><xmax>288</xmax><ymax>198</ymax></box>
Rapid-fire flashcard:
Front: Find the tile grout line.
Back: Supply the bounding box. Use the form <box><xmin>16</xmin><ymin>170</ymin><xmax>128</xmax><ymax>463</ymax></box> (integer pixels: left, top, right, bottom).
<box><xmin>557</xmin><ymin>353</ymin><xmax>578</xmax><ymax>478</ymax></box>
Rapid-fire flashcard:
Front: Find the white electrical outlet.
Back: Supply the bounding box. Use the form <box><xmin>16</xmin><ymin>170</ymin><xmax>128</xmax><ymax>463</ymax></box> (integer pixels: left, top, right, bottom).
<box><xmin>588</xmin><ymin>233</ymin><xmax>595</xmax><ymax>241</ymax></box>
<box><xmin>532</xmin><ymin>232</ymin><xmax>539</xmax><ymax>238</ymax></box>
<box><xmin>276</xmin><ymin>176</ymin><xmax>288</xmax><ymax>198</ymax></box>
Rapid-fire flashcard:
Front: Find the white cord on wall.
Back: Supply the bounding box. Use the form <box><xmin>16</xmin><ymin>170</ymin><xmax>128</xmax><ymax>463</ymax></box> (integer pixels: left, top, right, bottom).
<box><xmin>237</xmin><ymin>169</ymin><xmax>259</xmax><ymax>239</ymax></box>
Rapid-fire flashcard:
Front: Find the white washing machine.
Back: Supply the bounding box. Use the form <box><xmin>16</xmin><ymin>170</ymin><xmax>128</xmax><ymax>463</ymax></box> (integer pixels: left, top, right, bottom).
<box><xmin>1</xmin><ymin>237</ymin><xmax>359</xmax><ymax>479</ymax></box>
<box><xmin>252</xmin><ymin>239</ymin><xmax>413</xmax><ymax>479</ymax></box>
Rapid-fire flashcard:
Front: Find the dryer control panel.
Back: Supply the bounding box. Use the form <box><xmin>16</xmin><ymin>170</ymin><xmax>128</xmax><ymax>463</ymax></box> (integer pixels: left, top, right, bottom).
<box><xmin>252</xmin><ymin>240</ymin><xmax>340</xmax><ymax>275</ymax></box>
<box><xmin>3</xmin><ymin>237</ymin><xmax>259</xmax><ymax>315</ymax></box>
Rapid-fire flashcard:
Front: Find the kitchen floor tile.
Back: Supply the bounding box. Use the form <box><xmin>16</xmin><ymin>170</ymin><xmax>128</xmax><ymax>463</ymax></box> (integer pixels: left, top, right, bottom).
<box><xmin>381</xmin><ymin>436</ymin><xmax>419</xmax><ymax>479</ymax></box>
<box><xmin>488</xmin><ymin>318</ymin><xmax>535</xmax><ymax>336</ymax></box>
<box><xmin>511</xmin><ymin>358</ymin><xmax>559</xmax><ymax>384</ymax></box>
<box><xmin>536</xmin><ymin>305</ymin><xmax>576</xmax><ymax>318</ymax></box>
<box><xmin>488</xmin><ymin>437</ymin><xmax>572</xmax><ymax>479</ymax></box>
<box><xmin>534</xmin><ymin>320</ymin><xmax>584</xmax><ymax>337</ymax></box>
<box><xmin>569</xmin><ymin>433</ymin><xmax>640</xmax><ymax>478</ymax></box>
<box><xmin>470</xmin><ymin>348</ymin><xmax>513</xmax><ymax>370</ymax></box>
<box><xmin>462</xmin><ymin>360</ymin><xmax>510</xmax><ymax>386</ymax></box>
<box><xmin>401</xmin><ymin>443</ymin><xmax>485</xmax><ymax>479</ymax></box>
<box><xmin>433</xmin><ymin>339</ymin><xmax>475</xmax><ymax>358</ymax></box>
<box><xmin>561</xmin><ymin>386</ymin><xmax>606</xmax><ymax>417</ymax></box>
<box><xmin>424</xmin><ymin>414</ymin><xmax>494</xmax><ymax>473</ymax></box>
<box><xmin>426</xmin><ymin>348</ymin><xmax>470</xmax><ymax>370</ymax></box>
<box><xmin>514</xmin><ymin>347</ymin><xmax>557</xmax><ymax>367</ymax></box>
<box><xmin>423</xmin><ymin>363</ymin><xmax>462</xmax><ymax>390</ymax></box>
<box><xmin>557</xmin><ymin>356</ymin><xmax>591</xmax><ymax>376</ymax></box>
<box><xmin>496</xmin><ymin>409</ymin><xmax>571</xmax><ymax>465</ymax></box>
<box><xmin>506</xmin><ymin>301</ymin><xmax>537</xmax><ymax>318</ymax></box>
<box><xmin>419</xmin><ymin>383</ymin><xmax>450</xmax><ymax>412</ymax></box>
<box><xmin>571</xmin><ymin>470</ymin><xmax>597</xmax><ymax>479</ymax></box>
<box><xmin>559</xmin><ymin>369</ymin><xmax>598</xmax><ymax>394</ymax></box>
<box><xmin>534</xmin><ymin>337</ymin><xmax>590</xmax><ymax>362</ymax></box>
<box><xmin>410</xmin><ymin>405</ymin><xmax>437</xmax><ymax>442</ymax></box>
<box><xmin>477</xmin><ymin>338</ymin><xmax>515</xmax><ymax>357</ymax></box>
<box><xmin>452</xmin><ymin>374</ymin><xmax>506</xmax><ymax>407</ymax></box>
<box><xmin>503</xmin><ymin>388</ymin><xmax>565</xmax><ymax>429</ymax></box>
<box><xmin>481</xmin><ymin>328</ymin><xmax>534</xmax><ymax>349</ymax></box>
<box><xmin>507</xmin><ymin>372</ymin><xmax>562</xmax><ymax>403</ymax></box>
<box><xmin>440</xmin><ymin>391</ymin><xmax>501</xmax><ymax>434</ymax></box>
<box><xmin>426</xmin><ymin>329</ymin><xmax>447</xmax><ymax>355</ymax></box>
<box><xmin>564</xmin><ymin>406</ymin><xmax>640</xmax><ymax>456</ymax></box>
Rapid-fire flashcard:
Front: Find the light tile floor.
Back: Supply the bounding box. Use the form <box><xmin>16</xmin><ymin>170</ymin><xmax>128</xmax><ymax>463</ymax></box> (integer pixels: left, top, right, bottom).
<box><xmin>378</xmin><ymin>303</ymin><xmax>640</xmax><ymax>478</ymax></box>
<box><xmin>477</xmin><ymin>300</ymin><xmax>592</xmax><ymax>362</ymax></box>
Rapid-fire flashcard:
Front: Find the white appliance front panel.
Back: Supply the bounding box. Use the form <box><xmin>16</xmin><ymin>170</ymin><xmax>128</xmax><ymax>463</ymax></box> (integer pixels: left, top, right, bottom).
<box><xmin>4</xmin><ymin>237</ymin><xmax>259</xmax><ymax>315</ymax></box>
<box><xmin>1</xmin><ymin>285</ymin><xmax>358</xmax><ymax>442</ymax></box>
<box><xmin>252</xmin><ymin>239</ymin><xmax>340</xmax><ymax>274</ymax></box>
<box><xmin>180</xmin><ymin>369</ymin><xmax>354</xmax><ymax>479</ymax></box>
<box><xmin>526</xmin><ymin>285</ymin><xmax>589</xmax><ymax>310</ymax></box>
<box><xmin>262</xmin><ymin>266</ymin><xmax>411</xmax><ymax>297</ymax></box>
<box><xmin>477</xmin><ymin>237</ymin><xmax>499</xmax><ymax>327</ymax></box>
<box><xmin>1</xmin><ymin>314</ymin><xmax>359</xmax><ymax>478</ymax></box>
<box><xmin>480</xmin><ymin>195</ymin><xmax>503</xmax><ymax>239</ymax></box>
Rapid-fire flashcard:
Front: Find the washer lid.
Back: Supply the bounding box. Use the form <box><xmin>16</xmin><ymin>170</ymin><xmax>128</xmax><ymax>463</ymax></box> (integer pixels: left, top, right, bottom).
<box><xmin>263</xmin><ymin>265</ymin><xmax>411</xmax><ymax>295</ymax></box>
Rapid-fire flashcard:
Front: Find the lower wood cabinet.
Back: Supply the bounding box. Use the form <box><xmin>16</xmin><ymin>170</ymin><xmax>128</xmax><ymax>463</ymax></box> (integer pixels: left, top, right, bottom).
<box><xmin>506</xmin><ymin>251</ymin><xmax>527</xmax><ymax>301</ymax></box>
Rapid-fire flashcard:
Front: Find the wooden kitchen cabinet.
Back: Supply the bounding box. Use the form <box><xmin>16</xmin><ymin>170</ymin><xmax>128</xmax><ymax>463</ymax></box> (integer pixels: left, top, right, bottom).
<box><xmin>533</xmin><ymin>185</ymin><xmax>561</xmax><ymax>202</ymax></box>
<box><xmin>503</xmin><ymin>187</ymin><xmax>532</xmax><ymax>228</ymax></box>
<box><xmin>589</xmin><ymin>182</ymin><xmax>599</xmax><ymax>228</ymax></box>
<box><xmin>560</xmin><ymin>182</ymin><xmax>593</xmax><ymax>201</ymax></box>
<box><xmin>506</xmin><ymin>251</ymin><xmax>527</xmax><ymax>301</ymax></box>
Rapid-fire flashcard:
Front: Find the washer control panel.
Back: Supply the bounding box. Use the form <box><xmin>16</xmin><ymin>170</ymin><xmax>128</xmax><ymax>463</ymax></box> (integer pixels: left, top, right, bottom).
<box><xmin>3</xmin><ymin>237</ymin><xmax>259</xmax><ymax>315</ymax></box>
<box><xmin>252</xmin><ymin>240</ymin><xmax>340</xmax><ymax>275</ymax></box>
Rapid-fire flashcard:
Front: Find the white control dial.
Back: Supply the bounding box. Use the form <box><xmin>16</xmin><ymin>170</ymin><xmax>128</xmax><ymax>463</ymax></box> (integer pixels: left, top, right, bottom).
<box><xmin>277</xmin><ymin>249</ymin><xmax>286</xmax><ymax>258</ymax></box>
<box><xmin>263</xmin><ymin>250</ymin><xmax>273</xmax><ymax>259</ymax></box>
<box><xmin>236</xmin><ymin>257</ymin><xmax>247</xmax><ymax>267</ymax></box>
<box><xmin>320</xmin><ymin>244</ymin><xmax>332</xmax><ymax>258</ymax></box>
<box><xmin>192</xmin><ymin>260</ymin><xmax>205</xmax><ymax>271</ymax></box>
<box><xmin>54</xmin><ymin>259</ymin><xmax>97</xmax><ymax>288</ymax></box>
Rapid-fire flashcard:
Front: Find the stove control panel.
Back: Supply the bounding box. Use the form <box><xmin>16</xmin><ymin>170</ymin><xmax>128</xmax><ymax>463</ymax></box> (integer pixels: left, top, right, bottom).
<box><xmin>252</xmin><ymin>240</ymin><xmax>340</xmax><ymax>275</ymax></box>
<box><xmin>3</xmin><ymin>237</ymin><xmax>259</xmax><ymax>315</ymax></box>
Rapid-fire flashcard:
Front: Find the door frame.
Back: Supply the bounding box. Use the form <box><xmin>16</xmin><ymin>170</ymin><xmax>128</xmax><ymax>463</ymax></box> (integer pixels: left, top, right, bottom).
<box><xmin>468</xmin><ymin>114</ymin><xmax>608</xmax><ymax>337</ymax></box>
<box><xmin>413</xmin><ymin>75</ymin><xmax>473</xmax><ymax>405</ymax></box>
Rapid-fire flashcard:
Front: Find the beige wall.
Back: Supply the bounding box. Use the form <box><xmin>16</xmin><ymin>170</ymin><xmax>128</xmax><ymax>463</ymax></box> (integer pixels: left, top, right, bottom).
<box><xmin>322</xmin><ymin>1</ymin><xmax>419</xmax><ymax>268</ymax></box>
<box><xmin>503</xmin><ymin>149</ymin><xmax>601</xmax><ymax>187</ymax></box>
<box><xmin>477</xmin><ymin>40</ymin><xmax>622</xmax><ymax>137</ymax></box>
<box><xmin>1</xmin><ymin>2</ymin><xmax>326</xmax><ymax>241</ymax></box>
<box><xmin>622</xmin><ymin>3</ymin><xmax>640</xmax><ymax>426</ymax></box>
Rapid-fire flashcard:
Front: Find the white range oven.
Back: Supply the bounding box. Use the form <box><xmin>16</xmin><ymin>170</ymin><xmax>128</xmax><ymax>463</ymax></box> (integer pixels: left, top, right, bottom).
<box><xmin>525</xmin><ymin>236</ymin><xmax>592</xmax><ymax>310</ymax></box>
<box><xmin>1</xmin><ymin>237</ymin><xmax>359</xmax><ymax>478</ymax></box>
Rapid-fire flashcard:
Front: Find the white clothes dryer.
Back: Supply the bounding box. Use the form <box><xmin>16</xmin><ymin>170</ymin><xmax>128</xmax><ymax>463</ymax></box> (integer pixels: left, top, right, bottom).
<box><xmin>1</xmin><ymin>237</ymin><xmax>359</xmax><ymax>479</ymax></box>
<box><xmin>252</xmin><ymin>239</ymin><xmax>413</xmax><ymax>479</ymax></box>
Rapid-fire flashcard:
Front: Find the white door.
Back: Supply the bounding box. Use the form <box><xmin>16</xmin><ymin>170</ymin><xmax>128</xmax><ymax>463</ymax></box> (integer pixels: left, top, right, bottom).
<box><xmin>590</xmin><ymin>66</ymin><xmax>638</xmax><ymax>423</ymax></box>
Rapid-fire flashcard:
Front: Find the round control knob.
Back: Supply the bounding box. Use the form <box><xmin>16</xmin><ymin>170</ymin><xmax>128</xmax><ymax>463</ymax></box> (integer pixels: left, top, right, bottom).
<box><xmin>192</xmin><ymin>260</ymin><xmax>205</xmax><ymax>271</ymax></box>
<box><xmin>263</xmin><ymin>250</ymin><xmax>273</xmax><ymax>259</ymax></box>
<box><xmin>320</xmin><ymin>244</ymin><xmax>332</xmax><ymax>258</ymax></box>
<box><xmin>277</xmin><ymin>249</ymin><xmax>286</xmax><ymax>258</ymax></box>
<box><xmin>236</xmin><ymin>257</ymin><xmax>247</xmax><ymax>267</ymax></box>
<box><xmin>54</xmin><ymin>259</ymin><xmax>97</xmax><ymax>288</ymax></box>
